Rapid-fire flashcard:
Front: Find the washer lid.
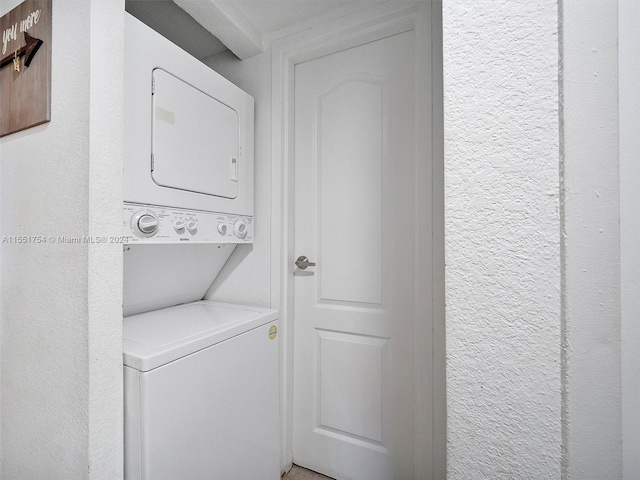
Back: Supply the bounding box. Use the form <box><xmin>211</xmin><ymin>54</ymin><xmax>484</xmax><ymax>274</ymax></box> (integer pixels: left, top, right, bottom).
<box><xmin>123</xmin><ymin>301</ymin><xmax>278</xmax><ymax>372</ymax></box>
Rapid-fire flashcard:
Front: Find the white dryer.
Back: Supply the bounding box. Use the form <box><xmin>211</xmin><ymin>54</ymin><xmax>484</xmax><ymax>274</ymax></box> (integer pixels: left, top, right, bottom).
<box><xmin>124</xmin><ymin>301</ymin><xmax>280</xmax><ymax>480</ymax></box>
<box><xmin>121</xmin><ymin>13</ymin><xmax>256</xmax><ymax>316</ymax></box>
<box><xmin>123</xmin><ymin>13</ymin><xmax>254</xmax><ymax>245</ymax></box>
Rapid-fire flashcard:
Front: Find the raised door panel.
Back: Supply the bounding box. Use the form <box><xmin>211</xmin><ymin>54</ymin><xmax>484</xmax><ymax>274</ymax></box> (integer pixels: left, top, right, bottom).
<box><xmin>317</xmin><ymin>79</ymin><xmax>385</xmax><ymax>307</ymax></box>
<box><xmin>317</xmin><ymin>329</ymin><xmax>388</xmax><ymax>446</ymax></box>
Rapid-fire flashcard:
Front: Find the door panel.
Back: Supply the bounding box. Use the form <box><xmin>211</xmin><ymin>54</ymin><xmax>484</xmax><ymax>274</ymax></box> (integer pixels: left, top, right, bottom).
<box><xmin>293</xmin><ymin>30</ymin><xmax>417</xmax><ymax>480</ymax></box>
<box><xmin>317</xmin><ymin>330</ymin><xmax>388</xmax><ymax>444</ymax></box>
<box><xmin>318</xmin><ymin>78</ymin><xmax>384</xmax><ymax>306</ymax></box>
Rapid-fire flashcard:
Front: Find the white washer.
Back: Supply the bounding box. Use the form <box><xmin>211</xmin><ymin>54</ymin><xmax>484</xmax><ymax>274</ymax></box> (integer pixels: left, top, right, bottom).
<box><xmin>123</xmin><ymin>301</ymin><xmax>280</xmax><ymax>480</ymax></box>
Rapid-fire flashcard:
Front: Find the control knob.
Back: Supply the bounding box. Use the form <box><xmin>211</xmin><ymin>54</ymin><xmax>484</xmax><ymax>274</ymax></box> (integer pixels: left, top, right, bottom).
<box><xmin>173</xmin><ymin>220</ymin><xmax>186</xmax><ymax>233</ymax></box>
<box><xmin>234</xmin><ymin>219</ymin><xmax>248</xmax><ymax>239</ymax></box>
<box><xmin>186</xmin><ymin>220</ymin><xmax>198</xmax><ymax>234</ymax></box>
<box><xmin>217</xmin><ymin>223</ymin><xmax>228</xmax><ymax>235</ymax></box>
<box><xmin>132</xmin><ymin>211</ymin><xmax>159</xmax><ymax>238</ymax></box>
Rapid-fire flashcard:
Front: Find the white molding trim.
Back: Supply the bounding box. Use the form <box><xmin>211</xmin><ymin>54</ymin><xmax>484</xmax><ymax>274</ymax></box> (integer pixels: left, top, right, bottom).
<box><xmin>270</xmin><ymin>3</ymin><xmax>445</xmax><ymax>477</ymax></box>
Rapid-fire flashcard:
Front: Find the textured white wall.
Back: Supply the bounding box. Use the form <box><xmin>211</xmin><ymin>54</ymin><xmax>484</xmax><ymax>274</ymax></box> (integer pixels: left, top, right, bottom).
<box><xmin>562</xmin><ymin>1</ymin><xmax>621</xmax><ymax>478</ymax></box>
<box><xmin>0</xmin><ymin>0</ymin><xmax>123</xmax><ymax>477</ymax></box>
<box><xmin>444</xmin><ymin>1</ymin><xmax>562</xmax><ymax>477</ymax></box>
<box><xmin>204</xmin><ymin>49</ymin><xmax>273</xmax><ymax>308</ymax></box>
<box><xmin>445</xmin><ymin>1</ymin><xmax>623</xmax><ymax>478</ymax></box>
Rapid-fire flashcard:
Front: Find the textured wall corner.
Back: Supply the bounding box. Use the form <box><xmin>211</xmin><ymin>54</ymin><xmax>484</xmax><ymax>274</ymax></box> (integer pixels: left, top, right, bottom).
<box><xmin>444</xmin><ymin>1</ymin><xmax>562</xmax><ymax>478</ymax></box>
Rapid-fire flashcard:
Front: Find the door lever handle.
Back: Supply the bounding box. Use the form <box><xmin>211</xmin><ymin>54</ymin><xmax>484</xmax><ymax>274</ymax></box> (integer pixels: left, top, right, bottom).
<box><xmin>295</xmin><ymin>256</ymin><xmax>316</xmax><ymax>270</ymax></box>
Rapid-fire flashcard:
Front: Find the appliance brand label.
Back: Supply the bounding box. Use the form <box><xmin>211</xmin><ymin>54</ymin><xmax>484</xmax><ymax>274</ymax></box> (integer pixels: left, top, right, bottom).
<box><xmin>268</xmin><ymin>325</ymin><xmax>277</xmax><ymax>340</ymax></box>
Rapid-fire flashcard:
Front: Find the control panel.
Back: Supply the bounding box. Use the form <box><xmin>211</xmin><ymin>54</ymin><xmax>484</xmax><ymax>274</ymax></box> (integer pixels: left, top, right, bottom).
<box><xmin>124</xmin><ymin>203</ymin><xmax>254</xmax><ymax>244</ymax></box>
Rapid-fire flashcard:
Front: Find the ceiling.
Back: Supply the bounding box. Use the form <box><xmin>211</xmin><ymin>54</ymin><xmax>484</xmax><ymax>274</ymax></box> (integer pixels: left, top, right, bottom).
<box><xmin>219</xmin><ymin>1</ymin><xmax>368</xmax><ymax>36</ymax></box>
<box><xmin>125</xmin><ymin>0</ymin><xmax>384</xmax><ymax>61</ymax></box>
<box><xmin>125</xmin><ymin>1</ymin><xmax>228</xmax><ymax>59</ymax></box>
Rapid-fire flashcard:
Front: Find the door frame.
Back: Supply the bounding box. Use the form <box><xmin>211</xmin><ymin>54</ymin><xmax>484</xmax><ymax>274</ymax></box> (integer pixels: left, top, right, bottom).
<box><xmin>270</xmin><ymin>3</ymin><xmax>445</xmax><ymax>478</ymax></box>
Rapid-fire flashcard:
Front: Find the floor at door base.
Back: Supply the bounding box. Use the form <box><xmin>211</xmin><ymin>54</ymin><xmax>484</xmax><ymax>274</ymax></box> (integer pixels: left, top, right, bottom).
<box><xmin>283</xmin><ymin>465</ymin><xmax>334</xmax><ymax>480</ymax></box>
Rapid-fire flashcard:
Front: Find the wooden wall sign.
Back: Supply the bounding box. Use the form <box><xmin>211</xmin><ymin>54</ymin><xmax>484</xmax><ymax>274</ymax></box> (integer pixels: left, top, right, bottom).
<box><xmin>0</xmin><ymin>0</ymin><xmax>51</xmax><ymax>137</ymax></box>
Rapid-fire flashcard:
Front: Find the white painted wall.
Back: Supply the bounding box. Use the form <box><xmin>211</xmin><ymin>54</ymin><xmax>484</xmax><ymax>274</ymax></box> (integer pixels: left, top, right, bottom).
<box><xmin>562</xmin><ymin>1</ymin><xmax>621</xmax><ymax>478</ymax></box>
<box><xmin>204</xmin><ymin>48</ymin><xmax>273</xmax><ymax>308</ymax></box>
<box><xmin>444</xmin><ymin>1</ymin><xmax>562</xmax><ymax>477</ymax></box>
<box><xmin>619</xmin><ymin>0</ymin><xmax>640</xmax><ymax>477</ymax></box>
<box><xmin>0</xmin><ymin>0</ymin><xmax>124</xmax><ymax>477</ymax></box>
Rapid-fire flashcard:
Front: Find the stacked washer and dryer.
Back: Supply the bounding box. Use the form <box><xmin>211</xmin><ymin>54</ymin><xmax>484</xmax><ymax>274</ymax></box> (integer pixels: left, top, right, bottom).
<box><xmin>122</xmin><ymin>14</ymin><xmax>280</xmax><ymax>480</ymax></box>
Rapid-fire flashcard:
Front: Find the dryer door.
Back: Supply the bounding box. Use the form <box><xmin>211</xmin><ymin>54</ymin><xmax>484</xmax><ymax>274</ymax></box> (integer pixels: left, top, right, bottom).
<box><xmin>151</xmin><ymin>69</ymin><xmax>239</xmax><ymax>199</ymax></box>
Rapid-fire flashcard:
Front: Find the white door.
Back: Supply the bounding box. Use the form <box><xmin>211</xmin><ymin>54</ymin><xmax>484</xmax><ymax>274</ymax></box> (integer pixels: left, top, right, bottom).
<box><xmin>293</xmin><ymin>30</ymin><xmax>420</xmax><ymax>480</ymax></box>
